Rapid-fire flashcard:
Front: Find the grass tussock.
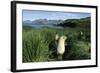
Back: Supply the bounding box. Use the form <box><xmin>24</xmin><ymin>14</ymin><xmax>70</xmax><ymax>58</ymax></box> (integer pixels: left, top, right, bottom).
<box><xmin>23</xmin><ymin>26</ymin><xmax>91</xmax><ymax>63</ymax></box>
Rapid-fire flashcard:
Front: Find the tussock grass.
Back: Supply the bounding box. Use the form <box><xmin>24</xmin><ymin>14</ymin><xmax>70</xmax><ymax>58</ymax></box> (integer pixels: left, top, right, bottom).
<box><xmin>23</xmin><ymin>26</ymin><xmax>91</xmax><ymax>63</ymax></box>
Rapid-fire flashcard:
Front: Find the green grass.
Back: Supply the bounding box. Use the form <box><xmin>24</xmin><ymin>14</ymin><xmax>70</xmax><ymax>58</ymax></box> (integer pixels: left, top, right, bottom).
<box><xmin>22</xmin><ymin>26</ymin><xmax>91</xmax><ymax>63</ymax></box>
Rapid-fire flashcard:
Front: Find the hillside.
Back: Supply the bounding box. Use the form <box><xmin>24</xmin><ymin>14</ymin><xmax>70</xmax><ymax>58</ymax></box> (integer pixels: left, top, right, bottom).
<box><xmin>57</xmin><ymin>17</ymin><xmax>91</xmax><ymax>28</ymax></box>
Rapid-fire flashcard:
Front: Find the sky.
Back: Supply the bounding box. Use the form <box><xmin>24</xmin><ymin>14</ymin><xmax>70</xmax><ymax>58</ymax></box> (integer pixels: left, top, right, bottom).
<box><xmin>23</xmin><ymin>10</ymin><xmax>91</xmax><ymax>21</ymax></box>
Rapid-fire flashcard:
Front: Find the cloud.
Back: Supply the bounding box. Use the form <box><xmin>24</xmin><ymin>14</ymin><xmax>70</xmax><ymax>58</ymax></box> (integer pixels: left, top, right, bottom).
<box><xmin>23</xmin><ymin>10</ymin><xmax>90</xmax><ymax>21</ymax></box>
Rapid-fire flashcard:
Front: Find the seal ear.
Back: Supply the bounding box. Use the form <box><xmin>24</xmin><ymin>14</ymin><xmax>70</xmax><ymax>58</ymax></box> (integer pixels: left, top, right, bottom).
<box><xmin>55</xmin><ymin>34</ymin><xmax>59</xmax><ymax>40</ymax></box>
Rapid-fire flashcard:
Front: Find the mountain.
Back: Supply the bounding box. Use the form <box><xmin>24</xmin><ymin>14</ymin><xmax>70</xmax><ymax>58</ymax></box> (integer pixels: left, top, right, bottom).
<box><xmin>23</xmin><ymin>17</ymin><xmax>90</xmax><ymax>28</ymax></box>
<box><xmin>23</xmin><ymin>20</ymin><xmax>32</xmax><ymax>24</ymax></box>
<box><xmin>23</xmin><ymin>19</ymin><xmax>63</xmax><ymax>25</ymax></box>
<box><xmin>80</xmin><ymin>17</ymin><xmax>90</xmax><ymax>21</ymax></box>
<box><xmin>32</xmin><ymin>19</ymin><xmax>63</xmax><ymax>25</ymax></box>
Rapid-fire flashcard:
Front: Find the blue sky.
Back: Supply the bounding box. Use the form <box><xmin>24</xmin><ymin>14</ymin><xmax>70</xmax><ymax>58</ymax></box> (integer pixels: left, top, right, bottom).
<box><xmin>23</xmin><ymin>10</ymin><xmax>91</xmax><ymax>21</ymax></box>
